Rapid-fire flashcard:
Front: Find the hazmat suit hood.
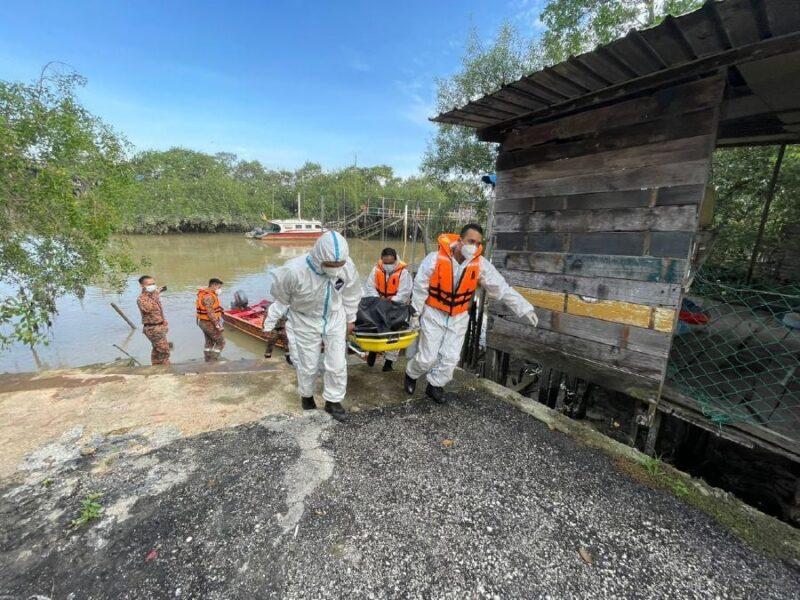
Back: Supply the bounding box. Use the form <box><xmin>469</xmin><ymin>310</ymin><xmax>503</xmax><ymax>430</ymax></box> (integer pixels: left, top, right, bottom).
<box><xmin>308</xmin><ymin>231</ymin><xmax>349</xmax><ymax>272</ymax></box>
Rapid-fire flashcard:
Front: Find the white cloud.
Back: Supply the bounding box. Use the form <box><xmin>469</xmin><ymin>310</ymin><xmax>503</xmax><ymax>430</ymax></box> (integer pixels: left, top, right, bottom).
<box><xmin>509</xmin><ymin>0</ymin><xmax>547</xmax><ymax>34</ymax></box>
<box><xmin>395</xmin><ymin>79</ymin><xmax>436</xmax><ymax>127</ymax></box>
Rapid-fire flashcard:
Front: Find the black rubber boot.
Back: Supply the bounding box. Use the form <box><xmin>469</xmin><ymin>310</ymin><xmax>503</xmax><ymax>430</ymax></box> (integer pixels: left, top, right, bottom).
<box><xmin>404</xmin><ymin>374</ymin><xmax>417</xmax><ymax>395</ymax></box>
<box><xmin>324</xmin><ymin>401</ymin><xmax>347</xmax><ymax>422</ymax></box>
<box><xmin>301</xmin><ymin>396</ymin><xmax>317</xmax><ymax>410</ymax></box>
<box><xmin>425</xmin><ymin>383</ymin><xmax>446</xmax><ymax>404</ymax></box>
<box><xmin>382</xmin><ymin>359</ymin><xmax>394</xmax><ymax>372</ymax></box>
<box><xmin>367</xmin><ymin>352</ymin><xmax>377</xmax><ymax>367</ymax></box>
<box><xmin>285</xmin><ymin>354</ymin><xmax>293</xmax><ymax>366</ymax></box>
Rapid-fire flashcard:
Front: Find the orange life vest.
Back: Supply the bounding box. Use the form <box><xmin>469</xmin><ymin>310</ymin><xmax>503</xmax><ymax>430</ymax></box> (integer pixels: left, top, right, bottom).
<box><xmin>196</xmin><ymin>288</ymin><xmax>223</xmax><ymax>321</ymax></box>
<box><xmin>426</xmin><ymin>233</ymin><xmax>482</xmax><ymax>316</ymax></box>
<box><xmin>374</xmin><ymin>260</ymin><xmax>407</xmax><ymax>298</ymax></box>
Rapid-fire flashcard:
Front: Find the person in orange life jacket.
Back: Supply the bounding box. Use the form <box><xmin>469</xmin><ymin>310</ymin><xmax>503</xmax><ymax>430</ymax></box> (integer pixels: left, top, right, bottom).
<box><xmin>404</xmin><ymin>223</ymin><xmax>538</xmax><ymax>403</ymax></box>
<box><xmin>196</xmin><ymin>278</ymin><xmax>225</xmax><ymax>362</ymax></box>
<box><xmin>361</xmin><ymin>247</ymin><xmax>413</xmax><ymax>371</ymax></box>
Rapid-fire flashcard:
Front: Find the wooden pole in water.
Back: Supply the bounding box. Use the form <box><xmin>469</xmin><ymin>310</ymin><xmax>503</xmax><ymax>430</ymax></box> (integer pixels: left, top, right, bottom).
<box><xmin>111</xmin><ymin>302</ymin><xmax>137</xmax><ymax>329</ymax></box>
<box><xmin>113</xmin><ymin>344</ymin><xmax>142</xmax><ymax>366</ymax></box>
<box><xmin>411</xmin><ymin>200</ymin><xmax>419</xmax><ymax>266</ymax></box>
<box><xmin>402</xmin><ymin>202</ymin><xmax>408</xmax><ymax>260</ymax></box>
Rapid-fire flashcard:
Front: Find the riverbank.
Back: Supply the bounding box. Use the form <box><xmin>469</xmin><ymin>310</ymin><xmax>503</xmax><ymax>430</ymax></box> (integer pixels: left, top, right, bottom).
<box><xmin>0</xmin><ymin>235</ymin><xmax>403</xmax><ymax>373</ymax></box>
<box><xmin>2</xmin><ymin>361</ymin><xmax>799</xmax><ymax>598</ymax></box>
<box><xmin>119</xmin><ymin>219</ymin><xmax>254</xmax><ymax>235</ymax></box>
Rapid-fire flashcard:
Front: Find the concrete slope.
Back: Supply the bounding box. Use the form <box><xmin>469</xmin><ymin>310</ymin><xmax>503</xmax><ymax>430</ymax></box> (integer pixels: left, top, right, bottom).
<box><xmin>1</xmin><ymin>369</ymin><xmax>799</xmax><ymax>598</ymax></box>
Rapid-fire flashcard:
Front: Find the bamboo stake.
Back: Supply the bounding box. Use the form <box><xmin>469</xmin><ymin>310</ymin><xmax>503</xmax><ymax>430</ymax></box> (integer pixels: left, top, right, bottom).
<box><xmin>746</xmin><ymin>143</ymin><xmax>786</xmax><ymax>284</ymax></box>
<box><xmin>111</xmin><ymin>302</ymin><xmax>137</xmax><ymax>329</ymax></box>
<box><xmin>113</xmin><ymin>344</ymin><xmax>142</xmax><ymax>366</ymax></box>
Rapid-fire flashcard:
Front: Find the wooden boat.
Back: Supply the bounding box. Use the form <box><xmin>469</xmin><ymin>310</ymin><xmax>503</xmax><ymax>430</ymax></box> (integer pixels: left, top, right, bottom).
<box><xmin>258</xmin><ymin>219</ymin><xmax>324</xmax><ymax>242</ymax></box>
<box><xmin>222</xmin><ymin>300</ymin><xmax>288</xmax><ymax>349</ymax></box>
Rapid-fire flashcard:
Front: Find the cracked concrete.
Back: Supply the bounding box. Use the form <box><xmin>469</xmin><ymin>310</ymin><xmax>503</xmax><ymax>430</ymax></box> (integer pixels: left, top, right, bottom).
<box><xmin>262</xmin><ymin>412</ymin><xmax>334</xmax><ymax>538</ymax></box>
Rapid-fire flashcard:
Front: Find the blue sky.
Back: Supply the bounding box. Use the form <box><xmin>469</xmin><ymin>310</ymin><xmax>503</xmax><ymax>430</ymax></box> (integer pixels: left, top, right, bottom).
<box><xmin>0</xmin><ymin>1</ymin><xmax>544</xmax><ymax>177</ymax></box>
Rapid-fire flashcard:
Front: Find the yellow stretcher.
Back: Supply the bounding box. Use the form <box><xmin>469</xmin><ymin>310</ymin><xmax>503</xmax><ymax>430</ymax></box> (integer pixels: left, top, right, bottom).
<box><xmin>348</xmin><ymin>329</ymin><xmax>418</xmax><ymax>354</ymax></box>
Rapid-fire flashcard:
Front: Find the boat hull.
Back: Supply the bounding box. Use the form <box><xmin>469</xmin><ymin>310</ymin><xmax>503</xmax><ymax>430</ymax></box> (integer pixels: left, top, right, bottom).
<box><xmin>260</xmin><ymin>232</ymin><xmax>323</xmax><ymax>242</ymax></box>
<box><xmin>222</xmin><ymin>300</ymin><xmax>288</xmax><ymax>349</ymax></box>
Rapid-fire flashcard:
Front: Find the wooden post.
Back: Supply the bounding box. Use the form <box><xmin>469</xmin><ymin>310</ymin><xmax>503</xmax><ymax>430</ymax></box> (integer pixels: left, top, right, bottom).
<box><xmin>411</xmin><ymin>200</ymin><xmax>419</xmax><ymax>266</ymax></box>
<box><xmin>111</xmin><ymin>302</ymin><xmax>137</xmax><ymax>329</ymax></box>
<box><xmin>402</xmin><ymin>203</ymin><xmax>408</xmax><ymax>259</ymax></box>
<box><xmin>746</xmin><ymin>143</ymin><xmax>786</xmax><ymax>283</ymax></box>
<box><xmin>644</xmin><ymin>404</ymin><xmax>663</xmax><ymax>456</ymax></box>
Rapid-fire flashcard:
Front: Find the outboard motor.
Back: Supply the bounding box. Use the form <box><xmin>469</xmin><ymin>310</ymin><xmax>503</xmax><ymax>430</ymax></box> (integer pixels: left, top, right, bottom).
<box><xmin>231</xmin><ymin>290</ymin><xmax>249</xmax><ymax>310</ymax></box>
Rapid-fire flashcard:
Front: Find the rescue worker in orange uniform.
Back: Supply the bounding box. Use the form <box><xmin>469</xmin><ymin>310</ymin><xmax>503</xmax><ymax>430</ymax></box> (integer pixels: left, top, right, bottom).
<box><xmin>136</xmin><ymin>275</ymin><xmax>171</xmax><ymax>365</ymax></box>
<box><xmin>362</xmin><ymin>247</ymin><xmax>413</xmax><ymax>371</ymax></box>
<box><xmin>196</xmin><ymin>278</ymin><xmax>225</xmax><ymax>362</ymax></box>
<box><xmin>404</xmin><ymin>224</ymin><xmax>538</xmax><ymax>403</ymax></box>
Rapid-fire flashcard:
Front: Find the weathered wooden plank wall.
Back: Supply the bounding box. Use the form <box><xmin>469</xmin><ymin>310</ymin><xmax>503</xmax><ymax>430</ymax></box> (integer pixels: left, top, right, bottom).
<box><xmin>488</xmin><ymin>74</ymin><xmax>726</xmax><ymax>401</ymax></box>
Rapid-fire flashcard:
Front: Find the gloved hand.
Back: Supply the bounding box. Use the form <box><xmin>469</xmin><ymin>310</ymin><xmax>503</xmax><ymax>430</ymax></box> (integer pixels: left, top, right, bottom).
<box><xmin>410</xmin><ymin>314</ymin><xmax>420</xmax><ymax>329</ymax></box>
<box><xmin>525</xmin><ymin>311</ymin><xmax>538</xmax><ymax>327</ymax></box>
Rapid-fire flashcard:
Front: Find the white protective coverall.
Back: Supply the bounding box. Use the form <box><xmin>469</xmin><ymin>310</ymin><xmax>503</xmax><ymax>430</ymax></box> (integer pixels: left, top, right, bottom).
<box><xmin>262</xmin><ymin>231</ymin><xmax>362</xmax><ymax>403</ymax></box>
<box><xmin>362</xmin><ymin>263</ymin><xmax>413</xmax><ymax>361</ymax></box>
<box><xmin>405</xmin><ymin>249</ymin><xmax>535</xmax><ymax>388</ymax></box>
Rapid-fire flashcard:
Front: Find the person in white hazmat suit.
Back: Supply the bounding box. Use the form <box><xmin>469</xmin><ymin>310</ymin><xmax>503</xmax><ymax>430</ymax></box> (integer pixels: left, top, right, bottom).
<box><xmin>361</xmin><ymin>247</ymin><xmax>413</xmax><ymax>371</ymax></box>
<box><xmin>404</xmin><ymin>223</ymin><xmax>538</xmax><ymax>403</ymax></box>
<box><xmin>262</xmin><ymin>231</ymin><xmax>362</xmax><ymax>421</ymax></box>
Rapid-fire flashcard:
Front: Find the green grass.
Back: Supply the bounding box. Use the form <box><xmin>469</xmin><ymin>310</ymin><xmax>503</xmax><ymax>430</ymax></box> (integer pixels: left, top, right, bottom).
<box><xmin>642</xmin><ymin>454</ymin><xmax>664</xmax><ymax>478</ymax></box>
<box><xmin>70</xmin><ymin>492</ymin><xmax>104</xmax><ymax>528</ymax></box>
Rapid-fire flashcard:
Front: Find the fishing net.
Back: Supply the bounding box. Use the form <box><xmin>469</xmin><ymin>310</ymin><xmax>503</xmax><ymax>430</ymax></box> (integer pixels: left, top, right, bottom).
<box><xmin>667</xmin><ymin>270</ymin><xmax>800</xmax><ymax>439</ymax></box>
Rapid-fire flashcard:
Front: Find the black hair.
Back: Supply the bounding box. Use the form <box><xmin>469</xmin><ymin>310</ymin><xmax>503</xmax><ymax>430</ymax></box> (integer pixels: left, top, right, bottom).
<box><xmin>380</xmin><ymin>247</ymin><xmax>397</xmax><ymax>259</ymax></box>
<box><xmin>460</xmin><ymin>223</ymin><xmax>484</xmax><ymax>237</ymax></box>
<box><xmin>138</xmin><ymin>275</ymin><xmax>153</xmax><ymax>284</ymax></box>
<box><xmin>209</xmin><ymin>278</ymin><xmax>224</xmax><ymax>286</ymax></box>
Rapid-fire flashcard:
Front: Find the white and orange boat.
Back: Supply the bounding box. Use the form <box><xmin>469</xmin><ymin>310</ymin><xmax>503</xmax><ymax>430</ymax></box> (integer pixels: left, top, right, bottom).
<box><xmin>249</xmin><ymin>219</ymin><xmax>324</xmax><ymax>242</ymax></box>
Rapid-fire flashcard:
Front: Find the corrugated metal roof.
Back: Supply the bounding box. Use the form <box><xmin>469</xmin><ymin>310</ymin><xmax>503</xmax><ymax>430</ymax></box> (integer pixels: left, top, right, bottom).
<box><xmin>433</xmin><ymin>0</ymin><xmax>800</xmax><ymax>144</ymax></box>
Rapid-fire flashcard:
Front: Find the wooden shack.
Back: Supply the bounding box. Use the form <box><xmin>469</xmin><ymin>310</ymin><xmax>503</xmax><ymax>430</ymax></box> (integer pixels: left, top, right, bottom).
<box><xmin>433</xmin><ymin>0</ymin><xmax>800</xmax><ymax>457</ymax></box>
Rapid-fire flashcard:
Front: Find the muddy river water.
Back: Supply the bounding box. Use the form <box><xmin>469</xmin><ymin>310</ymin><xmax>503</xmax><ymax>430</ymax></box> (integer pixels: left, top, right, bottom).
<box><xmin>0</xmin><ymin>234</ymin><xmax>426</xmax><ymax>373</ymax></box>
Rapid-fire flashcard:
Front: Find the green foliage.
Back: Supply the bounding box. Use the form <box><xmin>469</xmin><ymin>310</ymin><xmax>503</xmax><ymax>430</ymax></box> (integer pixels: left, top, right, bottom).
<box><xmin>0</xmin><ymin>68</ymin><xmax>136</xmax><ymax>348</ymax></box>
<box><xmin>423</xmin><ymin>23</ymin><xmax>540</xmax><ymax>184</ymax></box>
<box><xmin>709</xmin><ymin>146</ymin><xmax>800</xmax><ymax>279</ymax></box>
<box><xmin>70</xmin><ymin>492</ymin><xmax>104</xmax><ymax>528</ymax></box>
<box><xmin>424</xmin><ymin>0</ymin><xmax>704</xmax><ymax>182</ymax></box>
<box><xmin>121</xmin><ymin>151</ymin><xmax>465</xmax><ymax>233</ymax></box>
<box><xmin>642</xmin><ymin>454</ymin><xmax>664</xmax><ymax>477</ymax></box>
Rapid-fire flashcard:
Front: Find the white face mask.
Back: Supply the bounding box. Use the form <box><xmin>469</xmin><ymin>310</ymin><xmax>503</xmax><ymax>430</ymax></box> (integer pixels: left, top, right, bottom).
<box><xmin>461</xmin><ymin>243</ymin><xmax>478</xmax><ymax>260</ymax></box>
<box><xmin>322</xmin><ymin>266</ymin><xmax>343</xmax><ymax>279</ymax></box>
<box><xmin>383</xmin><ymin>263</ymin><xmax>396</xmax><ymax>274</ymax></box>
<box><xmin>145</xmin><ymin>284</ymin><xmax>157</xmax><ymax>293</ymax></box>
<box><xmin>215</xmin><ymin>287</ymin><xmax>222</xmax><ymax>295</ymax></box>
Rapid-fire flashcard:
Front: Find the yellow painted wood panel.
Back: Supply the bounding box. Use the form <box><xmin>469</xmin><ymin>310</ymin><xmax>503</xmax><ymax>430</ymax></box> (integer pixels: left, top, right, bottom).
<box><xmin>567</xmin><ymin>294</ymin><xmax>652</xmax><ymax>328</ymax></box>
<box><xmin>653</xmin><ymin>307</ymin><xmax>677</xmax><ymax>332</ymax></box>
<box><xmin>514</xmin><ymin>287</ymin><xmax>565</xmax><ymax>312</ymax></box>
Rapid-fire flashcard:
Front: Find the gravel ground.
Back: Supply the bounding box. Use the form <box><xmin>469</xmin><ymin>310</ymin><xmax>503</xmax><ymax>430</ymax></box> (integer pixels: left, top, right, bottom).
<box><xmin>2</xmin><ymin>390</ymin><xmax>799</xmax><ymax>599</ymax></box>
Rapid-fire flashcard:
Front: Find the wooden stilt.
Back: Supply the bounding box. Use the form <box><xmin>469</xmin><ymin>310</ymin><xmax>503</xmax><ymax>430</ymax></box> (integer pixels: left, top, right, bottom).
<box><xmin>645</xmin><ymin>404</ymin><xmax>663</xmax><ymax>456</ymax></box>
